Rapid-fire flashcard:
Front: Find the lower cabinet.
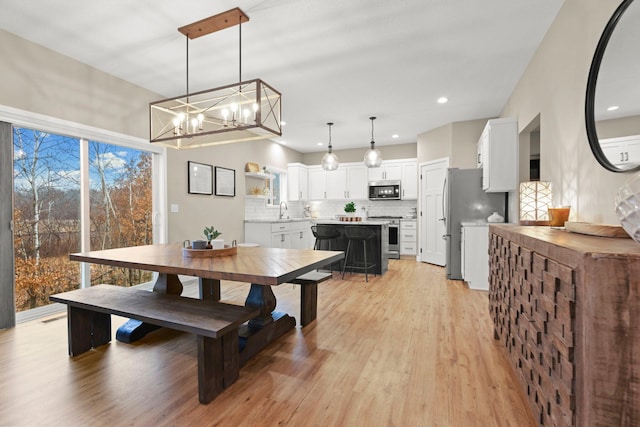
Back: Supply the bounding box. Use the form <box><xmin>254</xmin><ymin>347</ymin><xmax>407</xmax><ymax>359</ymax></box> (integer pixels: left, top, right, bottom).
<box><xmin>244</xmin><ymin>221</ymin><xmax>313</xmax><ymax>249</ymax></box>
<box><xmin>400</xmin><ymin>219</ymin><xmax>417</xmax><ymax>256</ymax></box>
<box><xmin>461</xmin><ymin>223</ymin><xmax>489</xmax><ymax>290</ymax></box>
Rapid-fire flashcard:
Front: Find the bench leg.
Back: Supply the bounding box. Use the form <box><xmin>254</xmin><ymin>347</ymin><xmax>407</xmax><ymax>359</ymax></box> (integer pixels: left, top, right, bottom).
<box><xmin>67</xmin><ymin>306</ymin><xmax>111</xmax><ymax>356</ymax></box>
<box><xmin>300</xmin><ymin>283</ymin><xmax>318</xmax><ymax>327</ymax></box>
<box><xmin>197</xmin><ymin>335</ymin><xmax>225</xmax><ymax>404</ymax></box>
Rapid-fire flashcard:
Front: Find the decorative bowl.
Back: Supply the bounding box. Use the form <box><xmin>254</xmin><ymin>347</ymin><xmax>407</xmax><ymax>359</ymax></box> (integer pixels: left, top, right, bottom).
<box><xmin>615</xmin><ymin>172</ymin><xmax>640</xmax><ymax>243</ymax></box>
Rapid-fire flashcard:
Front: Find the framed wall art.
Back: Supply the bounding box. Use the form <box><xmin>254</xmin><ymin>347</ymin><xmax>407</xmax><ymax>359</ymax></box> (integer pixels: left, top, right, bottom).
<box><xmin>215</xmin><ymin>166</ymin><xmax>236</xmax><ymax>197</ymax></box>
<box><xmin>187</xmin><ymin>161</ymin><xmax>213</xmax><ymax>195</ymax></box>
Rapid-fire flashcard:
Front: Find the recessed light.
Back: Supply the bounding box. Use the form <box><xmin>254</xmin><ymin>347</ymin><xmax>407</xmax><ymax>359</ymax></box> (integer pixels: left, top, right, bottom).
<box><xmin>607</xmin><ymin>105</ymin><xmax>619</xmax><ymax>111</ymax></box>
<box><xmin>392</xmin><ymin>134</ymin><xmax>399</xmax><ymax>139</ymax></box>
<box><xmin>280</xmin><ymin>120</ymin><xmax>287</xmax><ymax>126</ymax></box>
<box><xmin>317</xmin><ymin>142</ymin><xmax>323</xmax><ymax>146</ymax></box>
<box><xmin>437</xmin><ymin>97</ymin><xmax>448</xmax><ymax>104</ymax></box>
<box><xmin>280</xmin><ymin>140</ymin><xmax>287</xmax><ymax>145</ymax></box>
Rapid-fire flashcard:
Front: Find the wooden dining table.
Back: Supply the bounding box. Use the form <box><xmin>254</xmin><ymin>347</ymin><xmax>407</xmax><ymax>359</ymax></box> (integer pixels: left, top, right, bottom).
<box><xmin>69</xmin><ymin>243</ymin><xmax>343</xmax><ymax>364</ymax></box>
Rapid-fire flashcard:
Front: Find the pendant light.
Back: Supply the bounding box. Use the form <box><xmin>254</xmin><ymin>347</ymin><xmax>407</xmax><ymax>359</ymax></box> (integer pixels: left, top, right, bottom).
<box><xmin>321</xmin><ymin>122</ymin><xmax>339</xmax><ymax>171</ymax></box>
<box><xmin>364</xmin><ymin>116</ymin><xmax>382</xmax><ymax>168</ymax></box>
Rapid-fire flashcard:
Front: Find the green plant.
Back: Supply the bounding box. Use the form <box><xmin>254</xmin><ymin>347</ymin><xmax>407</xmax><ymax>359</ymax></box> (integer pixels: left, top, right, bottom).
<box><xmin>203</xmin><ymin>226</ymin><xmax>222</xmax><ymax>241</ymax></box>
<box><xmin>344</xmin><ymin>201</ymin><xmax>356</xmax><ymax>213</ymax></box>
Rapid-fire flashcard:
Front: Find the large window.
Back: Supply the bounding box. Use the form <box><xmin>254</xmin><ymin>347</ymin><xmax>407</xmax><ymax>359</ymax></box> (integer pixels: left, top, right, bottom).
<box><xmin>13</xmin><ymin>128</ymin><xmax>81</xmax><ymax>311</ymax></box>
<box><xmin>265</xmin><ymin>165</ymin><xmax>287</xmax><ymax>206</ymax></box>
<box><xmin>11</xmin><ymin>124</ymin><xmax>164</xmax><ymax>318</ymax></box>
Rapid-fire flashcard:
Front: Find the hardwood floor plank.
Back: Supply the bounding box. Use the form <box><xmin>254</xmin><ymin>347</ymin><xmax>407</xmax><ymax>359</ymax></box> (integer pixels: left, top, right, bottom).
<box><xmin>0</xmin><ymin>260</ymin><xmax>535</xmax><ymax>426</ymax></box>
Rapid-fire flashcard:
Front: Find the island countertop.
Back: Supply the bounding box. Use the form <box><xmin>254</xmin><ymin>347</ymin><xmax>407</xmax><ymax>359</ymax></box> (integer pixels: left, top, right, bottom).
<box><xmin>313</xmin><ymin>219</ymin><xmax>389</xmax><ymax>226</ymax></box>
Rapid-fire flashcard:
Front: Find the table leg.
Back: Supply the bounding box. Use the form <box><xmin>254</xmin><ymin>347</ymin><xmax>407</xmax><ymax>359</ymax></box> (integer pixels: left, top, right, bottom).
<box><xmin>116</xmin><ymin>273</ymin><xmax>184</xmax><ymax>343</ymax></box>
<box><xmin>199</xmin><ymin>278</ymin><xmax>221</xmax><ymax>301</ymax></box>
<box><xmin>238</xmin><ymin>283</ymin><xmax>296</xmax><ymax>366</ymax></box>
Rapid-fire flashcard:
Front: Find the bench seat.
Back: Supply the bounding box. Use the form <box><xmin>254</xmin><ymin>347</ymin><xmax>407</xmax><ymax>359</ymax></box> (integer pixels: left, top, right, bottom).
<box><xmin>289</xmin><ymin>271</ymin><xmax>333</xmax><ymax>327</ymax></box>
<box><xmin>50</xmin><ymin>284</ymin><xmax>259</xmax><ymax>404</ymax></box>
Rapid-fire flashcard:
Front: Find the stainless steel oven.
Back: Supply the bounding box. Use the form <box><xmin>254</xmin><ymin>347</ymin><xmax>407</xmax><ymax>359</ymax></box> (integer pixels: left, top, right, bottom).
<box><xmin>369</xmin><ymin>216</ymin><xmax>400</xmax><ymax>259</ymax></box>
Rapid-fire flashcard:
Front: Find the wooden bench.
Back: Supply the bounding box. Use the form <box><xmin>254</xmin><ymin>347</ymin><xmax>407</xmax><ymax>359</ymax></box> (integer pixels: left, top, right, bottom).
<box><xmin>50</xmin><ymin>284</ymin><xmax>259</xmax><ymax>404</ymax></box>
<box><xmin>289</xmin><ymin>271</ymin><xmax>333</xmax><ymax>327</ymax></box>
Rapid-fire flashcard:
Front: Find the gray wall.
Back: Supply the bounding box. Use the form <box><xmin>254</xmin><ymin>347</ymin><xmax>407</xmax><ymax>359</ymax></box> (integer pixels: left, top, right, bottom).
<box><xmin>417</xmin><ymin>118</ymin><xmax>488</xmax><ymax>169</ymax></box>
<box><xmin>301</xmin><ymin>142</ymin><xmax>417</xmax><ymax>166</ymax></box>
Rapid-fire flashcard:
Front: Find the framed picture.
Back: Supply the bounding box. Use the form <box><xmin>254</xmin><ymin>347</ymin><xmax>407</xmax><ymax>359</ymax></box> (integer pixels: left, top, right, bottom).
<box><xmin>215</xmin><ymin>166</ymin><xmax>236</xmax><ymax>197</ymax></box>
<box><xmin>187</xmin><ymin>161</ymin><xmax>213</xmax><ymax>195</ymax></box>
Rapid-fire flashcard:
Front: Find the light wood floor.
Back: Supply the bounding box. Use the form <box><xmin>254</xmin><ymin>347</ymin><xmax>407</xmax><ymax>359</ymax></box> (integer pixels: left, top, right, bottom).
<box><xmin>0</xmin><ymin>260</ymin><xmax>535</xmax><ymax>427</ymax></box>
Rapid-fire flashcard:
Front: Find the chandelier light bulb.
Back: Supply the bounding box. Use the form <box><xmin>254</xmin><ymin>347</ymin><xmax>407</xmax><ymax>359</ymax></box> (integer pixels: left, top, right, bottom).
<box><xmin>221</xmin><ymin>108</ymin><xmax>229</xmax><ymax>126</ymax></box>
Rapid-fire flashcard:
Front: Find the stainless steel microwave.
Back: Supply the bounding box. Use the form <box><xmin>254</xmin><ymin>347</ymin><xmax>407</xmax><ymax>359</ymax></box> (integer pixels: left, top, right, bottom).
<box><xmin>368</xmin><ymin>180</ymin><xmax>401</xmax><ymax>200</ymax></box>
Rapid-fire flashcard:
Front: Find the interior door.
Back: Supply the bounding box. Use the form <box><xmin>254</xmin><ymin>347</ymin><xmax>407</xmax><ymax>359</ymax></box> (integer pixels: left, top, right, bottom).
<box><xmin>419</xmin><ymin>158</ymin><xmax>448</xmax><ymax>266</ymax></box>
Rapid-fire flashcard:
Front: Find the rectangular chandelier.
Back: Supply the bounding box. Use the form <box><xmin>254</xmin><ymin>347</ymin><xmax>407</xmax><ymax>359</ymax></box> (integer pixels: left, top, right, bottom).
<box><xmin>149</xmin><ymin>8</ymin><xmax>282</xmax><ymax>149</ymax></box>
<box><xmin>150</xmin><ymin>79</ymin><xmax>282</xmax><ymax>149</ymax></box>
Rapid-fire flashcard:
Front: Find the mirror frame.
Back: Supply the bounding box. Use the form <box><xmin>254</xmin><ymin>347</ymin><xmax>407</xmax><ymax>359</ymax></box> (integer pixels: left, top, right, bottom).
<box><xmin>585</xmin><ymin>0</ymin><xmax>640</xmax><ymax>173</ymax></box>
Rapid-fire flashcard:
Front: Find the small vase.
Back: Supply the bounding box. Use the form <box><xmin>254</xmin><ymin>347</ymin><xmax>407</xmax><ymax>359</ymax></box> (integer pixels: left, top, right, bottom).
<box><xmin>487</xmin><ymin>212</ymin><xmax>504</xmax><ymax>223</ymax></box>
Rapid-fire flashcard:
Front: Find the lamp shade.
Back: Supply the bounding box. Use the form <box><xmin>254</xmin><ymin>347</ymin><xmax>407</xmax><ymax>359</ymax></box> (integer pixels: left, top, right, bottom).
<box><xmin>519</xmin><ymin>181</ymin><xmax>552</xmax><ymax>225</ymax></box>
<box><xmin>364</xmin><ymin>116</ymin><xmax>382</xmax><ymax>168</ymax></box>
<box><xmin>321</xmin><ymin>122</ymin><xmax>339</xmax><ymax>171</ymax></box>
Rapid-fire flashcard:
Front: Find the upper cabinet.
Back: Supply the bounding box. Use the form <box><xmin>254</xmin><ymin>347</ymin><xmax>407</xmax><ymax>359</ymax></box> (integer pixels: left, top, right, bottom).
<box><xmin>368</xmin><ymin>163</ymin><xmax>402</xmax><ymax>181</ymax></box>
<box><xmin>400</xmin><ymin>160</ymin><xmax>417</xmax><ymax>199</ymax></box>
<box><xmin>308</xmin><ymin>163</ymin><xmax>369</xmax><ymax>200</ymax></box>
<box><xmin>599</xmin><ymin>135</ymin><xmax>640</xmax><ymax>168</ymax></box>
<box><xmin>287</xmin><ymin>163</ymin><xmax>308</xmax><ymax>201</ymax></box>
<box><xmin>477</xmin><ymin>118</ymin><xmax>518</xmax><ymax>192</ymax></box>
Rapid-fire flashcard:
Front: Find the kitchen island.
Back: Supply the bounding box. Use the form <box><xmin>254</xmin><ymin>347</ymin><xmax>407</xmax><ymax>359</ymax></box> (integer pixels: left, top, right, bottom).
<box><xmin>314</xmin><ymin>220</ymin><xmax>389</xmax><ymax>276</ymax></box>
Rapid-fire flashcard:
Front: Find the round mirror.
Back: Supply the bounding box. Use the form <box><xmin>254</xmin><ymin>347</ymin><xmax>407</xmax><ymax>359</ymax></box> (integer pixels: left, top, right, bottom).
<box><xmin>586</xmin><ymin>0</ymin><xmax>640</xmax><ymax>173</ymax></box>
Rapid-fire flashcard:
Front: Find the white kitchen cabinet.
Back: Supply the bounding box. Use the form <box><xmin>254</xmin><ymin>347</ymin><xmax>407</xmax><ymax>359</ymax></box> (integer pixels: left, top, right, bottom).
<box><xmin>461</xmin><ymin>223</ymin><xmax>489</xmax><ymax>290</ymax></box>
<box><xmin>308</xmin><ymin>163</ymin><xmax>368</xmax><ymax>200</ymax></box>
<box><xmin>287</xmin><ymin>163</ymin><xmax>308</xmax><ymax>201</ymax></box>
<box><xmin>400</xmin><ymin>161</ymin><xmax>417</xmax><ymax>199</ymax></box>
<box><xmin>400</xmin><ymin>219</ymin><xmax>417</xmax><ymax>256</ymax></box>
<box><xmin>308</xmin><ymin>166</ymin><xmax>327</xmax><ymax>200</ymax></box>
<box><xmin>245</xmin><ymin>220</ymin><xmax>313</xmax><ymax>249</ymax></box>
<box><xmin>599</xmin><ymin>135</ymin><xmax>640</xmax><ymax>168</ymax></box>
<box><xmin>477</xmin><ymin>118</ymin><xmax>518</xmax><ymax>192</ymax></box>
<box><xmin>367</xmin><ymin>162</ymin><xmax>402</xmax><ymax>181</ymax></box>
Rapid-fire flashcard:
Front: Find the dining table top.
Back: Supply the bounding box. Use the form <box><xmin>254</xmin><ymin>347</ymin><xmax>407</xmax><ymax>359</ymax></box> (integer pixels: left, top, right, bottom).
<box><xmin>70</xmin><ymin>243</ymin><xmax>344</xmax><ymax>286</ymax></box>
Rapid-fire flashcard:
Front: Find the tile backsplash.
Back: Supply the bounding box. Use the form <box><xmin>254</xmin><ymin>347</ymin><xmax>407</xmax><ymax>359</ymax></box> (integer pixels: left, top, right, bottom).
<box><xmin>245</xmin><ymin>198</ymin><xmax>417</xmax><ymax>221</ymax></box>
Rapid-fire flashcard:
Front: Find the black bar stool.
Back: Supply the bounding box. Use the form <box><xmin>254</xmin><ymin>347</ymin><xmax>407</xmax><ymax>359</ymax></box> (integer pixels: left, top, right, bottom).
<box><xmin>341</xmin><ymin>226</ymin><xmax>377</xmax><ymax>282</ymax></box>
<box><xmin>311</xmin><ymin>224</ymin><xmax>341</xmax><ymax>270</ymax></box>
<box><xmin>311</xmin><ymin>225</ymin><xmax>340</xmax><ymax>250</ymax></box>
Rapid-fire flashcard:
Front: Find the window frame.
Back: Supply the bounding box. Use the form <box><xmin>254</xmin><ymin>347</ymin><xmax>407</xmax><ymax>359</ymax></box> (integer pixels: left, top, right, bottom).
<box><xmin>1</xmin><ymin>104</ymin><xmax>167</xmax><ymax>323</ymax></box>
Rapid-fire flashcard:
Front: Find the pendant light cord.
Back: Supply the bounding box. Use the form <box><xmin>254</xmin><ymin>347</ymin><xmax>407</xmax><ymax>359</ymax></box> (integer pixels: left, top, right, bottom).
<box><xmin>239</xmin><ymin>15</ymin><xmax>242</xmax><ymax>82</ymax></box>
<box><xmin>370</xmin><ymin>116</ymin><xmax>376</xmax><ymax>149</ymax></box>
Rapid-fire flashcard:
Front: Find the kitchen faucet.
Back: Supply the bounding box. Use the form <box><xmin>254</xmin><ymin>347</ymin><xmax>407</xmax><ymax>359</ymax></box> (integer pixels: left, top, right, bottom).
<box><xmin>279</xmin><ymin>201</ymin><xmax>288</xmax><ymax>219</ymax></box>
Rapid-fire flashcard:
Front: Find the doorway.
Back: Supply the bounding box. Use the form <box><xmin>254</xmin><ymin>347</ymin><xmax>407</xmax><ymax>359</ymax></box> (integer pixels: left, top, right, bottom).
<box><xmin>419</xmin><ymin>158</ymin><xmax>449</xmax><ymax>266</ymax></box>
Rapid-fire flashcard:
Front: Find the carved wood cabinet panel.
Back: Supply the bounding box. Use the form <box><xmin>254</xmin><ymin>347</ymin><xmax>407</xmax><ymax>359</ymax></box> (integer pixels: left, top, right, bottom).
<box><xmin>488</xmin><ymin>225</ymin><xmax>640</xmax><ymax>427</ymax></box>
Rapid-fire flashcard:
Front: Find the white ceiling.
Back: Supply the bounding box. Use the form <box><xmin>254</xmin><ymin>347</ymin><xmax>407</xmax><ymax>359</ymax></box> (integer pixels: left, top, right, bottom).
<box><xmin>0</xmin><ymin>0</ymin><xmax>565</xmax><ymax>153</ymax></box>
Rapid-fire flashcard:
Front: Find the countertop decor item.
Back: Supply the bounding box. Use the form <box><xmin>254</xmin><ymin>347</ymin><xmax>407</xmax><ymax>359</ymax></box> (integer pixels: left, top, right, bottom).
<box><xmin>565</xmin><ymin>221</ymin><xmax>631</xmax><ymax>238</ymax></box>
<box><xmin>548</xmin><ymin>206</ymin><xmax>571</xmax><ymax>227</ymax></box>
<box><xmin>487</xmin><ymin>211</ymin><xmax>504</xmax><ymax>223</ymax></box>
<box><xmin>344</xmin><ymin>201</ymin><xmax>356</xmax><ymax>214</ymax></box>
<box><xmin>615</xmin><ymin>172</ymin><xmax>640</xmax><ymax>243</ymax></box>
<box><xmin>182</xmin><ymin>245</ymin><xmax>237</xmax><ymax>258</ymax></box>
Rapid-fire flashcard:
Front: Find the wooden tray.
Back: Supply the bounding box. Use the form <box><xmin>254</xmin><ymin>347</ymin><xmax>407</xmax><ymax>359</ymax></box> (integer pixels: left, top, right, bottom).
<box><xmin>565</xmin><ymin>221</ymin><xmax>631</xmax><ymax>238</ymax></box>
<box><xmin>182</xmin><ymin>245</ymin><xmax>238</xmax><ymax>258</ymax></box>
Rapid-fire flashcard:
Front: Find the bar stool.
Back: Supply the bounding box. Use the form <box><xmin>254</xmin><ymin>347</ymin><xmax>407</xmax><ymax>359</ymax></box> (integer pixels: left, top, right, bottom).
<box><xmin>311</xmin><ymin>224</ymin><xmax>341</xmax><ymax>271</ymax></box>
<box><xmin>341</xmin><ymin>226</ymin><xmax>377</xmax><ymax>282</ymax></box>
<box><xmin>311</xmin><ymin>225</ymin><xmax>340</xmax><ymax>250</ymax></box>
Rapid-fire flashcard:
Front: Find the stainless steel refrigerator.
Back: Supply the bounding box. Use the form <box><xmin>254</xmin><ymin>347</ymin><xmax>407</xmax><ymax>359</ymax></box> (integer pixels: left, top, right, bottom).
<box><xmin>444</xmin><ymin>168</ymin><xmax>506</xmax><ymax>280</ymax></box>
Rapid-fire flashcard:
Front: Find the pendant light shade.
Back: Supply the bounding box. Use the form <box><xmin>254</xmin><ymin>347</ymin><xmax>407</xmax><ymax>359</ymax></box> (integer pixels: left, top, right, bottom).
<box><xmin>321</xmin><ymin>122</ymin><xmax>339</xmax><ymax>171</ymax></box>
<box><xmin>364</xmin><ymin>116</ymin><xmax>382</xmax><ymax>168</ymax></box>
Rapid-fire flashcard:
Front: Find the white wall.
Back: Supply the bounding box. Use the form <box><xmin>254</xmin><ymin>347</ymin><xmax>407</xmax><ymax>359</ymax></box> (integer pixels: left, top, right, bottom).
<box><xmin>501</xmin><ymin>0</ymin><xmax>627</xmax><ymax>224</ymax></box>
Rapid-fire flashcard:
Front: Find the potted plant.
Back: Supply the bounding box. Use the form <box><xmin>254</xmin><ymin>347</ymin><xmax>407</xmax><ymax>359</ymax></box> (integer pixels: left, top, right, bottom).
<box><xmin>344</xmin><ymin>201</ymin><xmax>356</xmax><ymax>220</ymax></box>
<box><xmin>203</xmin><ymin>226</ymin><xmax>222</xmax><ymax>248</ymax></box>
